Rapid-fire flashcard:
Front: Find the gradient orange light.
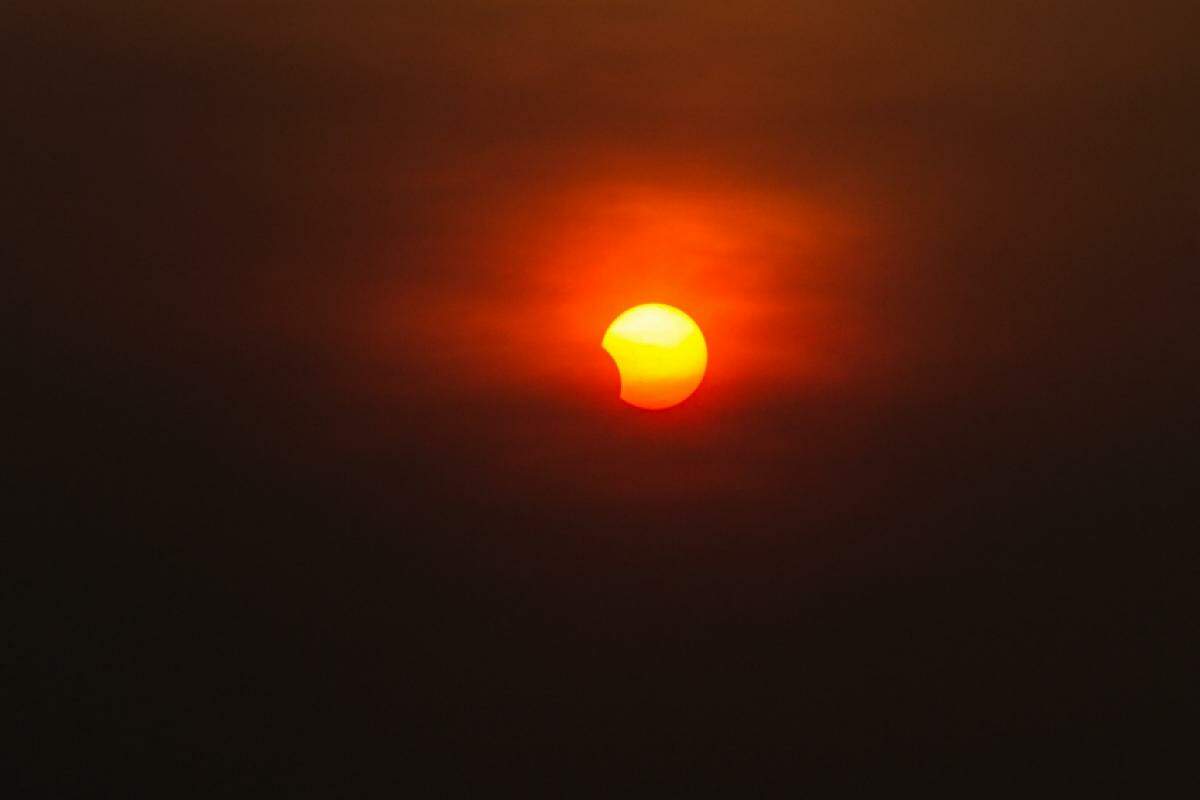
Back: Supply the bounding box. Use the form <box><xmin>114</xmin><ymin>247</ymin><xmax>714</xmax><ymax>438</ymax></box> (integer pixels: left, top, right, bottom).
<box><xmin>602</xmin><ymin>303</ymin><xmax>707</xmax><ymax>410</ymax></box>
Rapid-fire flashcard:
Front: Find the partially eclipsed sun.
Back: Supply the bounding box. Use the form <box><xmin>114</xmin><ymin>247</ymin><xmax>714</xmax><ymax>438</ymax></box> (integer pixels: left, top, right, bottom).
<box><xmin>602</xmin><ymin>303</ymin><xmax>707</xmax><ymax>410</ymax></box>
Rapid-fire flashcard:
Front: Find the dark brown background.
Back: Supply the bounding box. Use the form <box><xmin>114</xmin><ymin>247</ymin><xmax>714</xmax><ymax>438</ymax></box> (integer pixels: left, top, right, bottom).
<box><xmin>9</xmin><ymin>1</ymin><xmax>1199</xmax><ymax>790</ymax></box>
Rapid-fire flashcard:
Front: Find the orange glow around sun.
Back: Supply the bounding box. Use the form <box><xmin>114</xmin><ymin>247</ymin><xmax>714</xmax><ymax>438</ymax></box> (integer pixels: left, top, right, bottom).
<box><xmin>602</xmin><ymin>303</ymin><xmax>707</xmax><ymax>410</ymax></box>
<box><xmin>368</xmin><ymin>163</ymin><xmax>875</xmax><ymax>424</ymax></box>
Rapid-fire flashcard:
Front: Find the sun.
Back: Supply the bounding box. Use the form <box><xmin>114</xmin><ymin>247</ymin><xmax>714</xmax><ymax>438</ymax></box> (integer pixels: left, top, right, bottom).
<box><xmin>602</xmin><ymin>303</ymin><xmax>707</xmax><ymax>410</ymax></box>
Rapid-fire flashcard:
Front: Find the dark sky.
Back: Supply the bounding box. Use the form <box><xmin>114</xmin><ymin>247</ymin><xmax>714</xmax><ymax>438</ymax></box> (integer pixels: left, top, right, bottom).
<box><xmin>10</xmin><ymin>1</ymin><xmax>1199</xmax><ymax>790</ymax></box>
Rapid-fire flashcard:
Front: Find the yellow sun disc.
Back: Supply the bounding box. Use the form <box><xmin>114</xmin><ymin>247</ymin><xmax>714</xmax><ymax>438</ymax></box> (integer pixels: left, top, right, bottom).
<box><xmin>602</xmin><ymin>303</ymin><xmax>707</xmax><ymax>410</ymax></box>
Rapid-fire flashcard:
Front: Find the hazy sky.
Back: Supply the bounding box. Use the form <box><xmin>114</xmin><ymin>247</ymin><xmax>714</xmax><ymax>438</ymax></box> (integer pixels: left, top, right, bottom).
<box><xmin>11</xmin><ymin>1</ymin><xmax>1199</xmax><ymax>787</ymax></box>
